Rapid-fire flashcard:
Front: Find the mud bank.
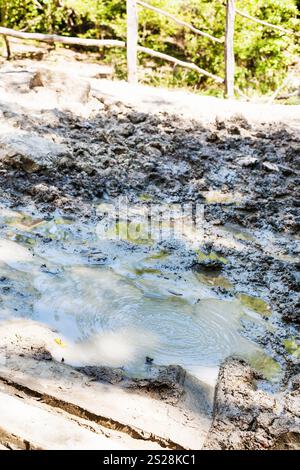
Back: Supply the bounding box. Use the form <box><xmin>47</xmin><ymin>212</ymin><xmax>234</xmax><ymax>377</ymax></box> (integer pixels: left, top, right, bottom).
<box><xmin>204</xmin><ymin>358</ymin><xmax>300</xmax><ymax>450</ymax></box>
<box><xmin>0</xmin><ymin>319</ymin><xmax>212</xmax><ymax>450</ymax></box>
<box><xmin>0</xmin><ymin>53</ymin><xmax>299</xmax><ymax>449</ymax></box>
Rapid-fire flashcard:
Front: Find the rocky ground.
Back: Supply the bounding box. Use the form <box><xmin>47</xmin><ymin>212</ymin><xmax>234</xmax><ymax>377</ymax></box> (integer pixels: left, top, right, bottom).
<box><xmin>0</xmin><ymin>46</ymin><xmax>299</xmax><ymax>449</ymax></box>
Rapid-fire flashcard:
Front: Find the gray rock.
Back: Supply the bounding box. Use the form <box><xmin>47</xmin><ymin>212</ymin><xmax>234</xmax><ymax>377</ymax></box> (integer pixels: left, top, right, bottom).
<box><xmin>30</xmin><ymin>67</ymin><xmax>91</xmax><ymax>104</ymax></box>
<box><xmin>117</xmin><ymin>123</ymin><xmax>135</xmax><ymax>137</ymax></box>
<box><xmin>144</xmin><ymin>144</ymin><xmax>162</xmax><ymax>159</ymax></box>
<box><xmin>0</xmin><ymin>133</ymin><xmax>70</xmax><ymax>172</ymax></box>
<box><xmin>0</xmin><ymin>67</ymin><xmax>91</xmax><ymax>104</ymax></box>
<box><xmin>278</xmin><ymin>164</ymin><xmax>298</xmax><ymax>176</ymax></box>
<box><xmin>128</xmin><ymin>365</ymin><xmax>186</xmax><ymax>403</ymax></box>
<box><xmin>192</xmin><ymin>257</ymin><xmax>226</xmax><ymax>271</ymax></box>
<box><xmin>195</xmin><ymin>261</ymin><xmax>224</xmax><ymax>270</ymax></box>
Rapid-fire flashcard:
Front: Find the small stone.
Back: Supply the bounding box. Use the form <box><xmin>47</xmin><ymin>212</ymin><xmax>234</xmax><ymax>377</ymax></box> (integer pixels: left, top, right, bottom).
<box><xmin>207</xmin><ymin>132</ymin><xmax>219</xmax><ymax>143</ymax></box>
<box><xmin>118</xmin><ymin>123</ymin><xmax>135</xmax><ymax>137</ymax></box>
<box><xmin>262</xmin><ymin>161</ymin><xmax>279</xmax><ymax>172</ymax></box>
<box><xmin>211</xmin><ymin>219</ymin><xmax>222</xmax><ymax>226</ymax></box>
<box><xmin>128</xmin><ymin>112</ymin><xmax>148</xmax><ymax>124</ymax></box>
<box><xmin>30</xmin><ymin>67</ymin><xmax>91</xmax><ymax>104</ymax></box>
<box><xmin>145</xmin><ymin>356</ymin><xmax>154</xmax><ymax>365</ymax></box>
<box><xmin>278</xmin><ymin>164</ymin><xmax>297</xmax><ymax>176</ymax></box>
<box><xmin>77</xmin><ymin>366</ymin><xmax>124</xmax><ymax>384</ymax></box>
<box><xmin>144</xmin><ymin>144</ymin><xmax>162</xmax><ymax>159</ymax></box>
<box><xmin>215</xmin><ymin>117</ymin><xmax>226</xmax><ymax>130</ymax></box>
<box><xmin>236</xmin><ymin>156</ymin><xmax>258</xmax><ymax>167</ymax></box>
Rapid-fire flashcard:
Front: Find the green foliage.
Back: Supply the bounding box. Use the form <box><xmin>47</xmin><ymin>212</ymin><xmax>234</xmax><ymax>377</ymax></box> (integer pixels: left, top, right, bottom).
<box><xmin>1</xmin><ymin>0</ymin><xmax>39</xmax><ymax>29</ymax></box>
<box><xmin>234</xmin><ymin>0</ymin><xmax>299</xmax><ymax>95</ymax></box>
<box><xmin>1</xmin><ymin>0</ymin><xmax>299</xmax><ymax>96</ymax></box>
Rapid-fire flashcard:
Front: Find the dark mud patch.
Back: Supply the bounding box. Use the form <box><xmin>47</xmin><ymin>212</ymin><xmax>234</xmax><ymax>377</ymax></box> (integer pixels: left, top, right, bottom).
<box><xmin>0</xmin><ymin>101</ymin><xmax>299</xmax><ymax>232</ymax></box>
<box><xmin>0</xmin><ymin>96</ymin><xmax>299</xmax><ymax>371</ymax></box>
<box><xmin>77</xmin><ymin>364</ymin><xmax>186</xmax><ymax>404</ymax></box>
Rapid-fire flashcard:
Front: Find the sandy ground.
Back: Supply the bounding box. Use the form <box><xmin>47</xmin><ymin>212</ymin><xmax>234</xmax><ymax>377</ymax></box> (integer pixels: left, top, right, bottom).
<box><xmin>90</xmin><ymin>78</ymin><xmax>300</xmax><ymax>127</ymax></box>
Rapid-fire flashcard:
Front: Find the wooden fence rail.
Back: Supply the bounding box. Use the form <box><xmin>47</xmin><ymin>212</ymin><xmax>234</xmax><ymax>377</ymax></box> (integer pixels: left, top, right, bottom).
<box><xmin>0</xmin><ymin>26</ymin><xmax>125</xmax><ymax>49</ymax></box>
<box><xmin>1</xmin><ymin>0</ymin><xmax>299</xmax><ymax>98</ymax></box>
<box><xmin>136</xmin><ymin>0</ymin><xmax>223</xmax><ymax>44</ymax></box>
<box><xmin>138</xmin><ymin>46</ymin><xmax>224</xmax><ymax>83</ymax></box>
<box><xmin>127</xmin><ymin>0</ymin><xmax>226</xmax><ymax>87</ymax></box>
<box><xmin>0</xmin><ymin>25</ymin><xmax>224</xmax><ymax>84</ymax></box>
<box><xmin>236</xmin><ymin>8</ymin><xmax>300</xmax><ymax>38</ymax></box>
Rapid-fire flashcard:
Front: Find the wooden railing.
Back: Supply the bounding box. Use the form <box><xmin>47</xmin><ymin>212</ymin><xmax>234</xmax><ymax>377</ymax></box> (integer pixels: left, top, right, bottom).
<box><xmin>128</xmin><ymin>0</ymin><xmax>299</xmax><ymax>98</ymax></box>
<box><xmin>1</xmin><ymin>0</ymin><xmax>299</xmax><ymax>98</ymax></box>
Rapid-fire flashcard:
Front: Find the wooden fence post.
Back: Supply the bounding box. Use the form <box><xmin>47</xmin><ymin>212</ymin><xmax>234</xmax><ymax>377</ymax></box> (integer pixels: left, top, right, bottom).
<box><xmin>225</xmin><ymin>0</ymin><xmax>235</xmax><ymax>98</ymax></box>
<box><xmin>3</xmin><ymin>35</ymin><xmax>11</xmax><ymax>60</ymax></box>
<box><xmin>126</xmin><ymin>0</ymin><xmax>138</xmax><ymax>84</ymax></box>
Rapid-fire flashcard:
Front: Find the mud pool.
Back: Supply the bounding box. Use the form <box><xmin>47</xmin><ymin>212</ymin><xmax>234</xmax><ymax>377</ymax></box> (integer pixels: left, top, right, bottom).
<box><xmin>0</xmin><ymin>53</ymin><xmax>299</xmax><ymax>449</ymax></box>
<box><xmin>0</xmin><ymin>204</ymin><xmax>283</xmax><ymax>386</ymax></box>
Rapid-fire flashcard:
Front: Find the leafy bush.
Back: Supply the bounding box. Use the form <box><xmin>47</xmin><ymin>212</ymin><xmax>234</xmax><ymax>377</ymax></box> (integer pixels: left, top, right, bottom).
<box><xmin>1</xmin><ymin>0</ymin><xmax>299</xmax><ymax>96</ymax></box>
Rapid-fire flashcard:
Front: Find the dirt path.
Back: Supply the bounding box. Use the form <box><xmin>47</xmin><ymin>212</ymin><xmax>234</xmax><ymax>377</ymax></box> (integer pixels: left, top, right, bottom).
<box><xmin>90</xmin><ymin>78</ymin><xmax>300</xmax><ymax>127</ymax></box>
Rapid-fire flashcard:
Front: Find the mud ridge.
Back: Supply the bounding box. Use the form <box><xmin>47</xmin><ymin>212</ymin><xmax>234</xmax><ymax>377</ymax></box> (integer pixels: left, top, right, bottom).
<box><xmin>0</xmin><ymin>375</ymin><xmax>184</xmax><ymax>450</ymax></box>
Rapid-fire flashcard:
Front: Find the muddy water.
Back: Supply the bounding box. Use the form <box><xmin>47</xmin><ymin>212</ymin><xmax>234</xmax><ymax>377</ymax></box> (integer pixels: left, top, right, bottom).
<box><xmin>0</xmin><ymin>205</ymin><xmax>281</xmax><ymax>385</ymax></box>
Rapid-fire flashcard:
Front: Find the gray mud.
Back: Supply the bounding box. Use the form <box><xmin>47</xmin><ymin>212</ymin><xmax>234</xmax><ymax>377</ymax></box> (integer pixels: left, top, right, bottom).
<box><xmin>0</xmin><ymin>57</ymin><xmax>299</xmax><ymax>449</ymax></box>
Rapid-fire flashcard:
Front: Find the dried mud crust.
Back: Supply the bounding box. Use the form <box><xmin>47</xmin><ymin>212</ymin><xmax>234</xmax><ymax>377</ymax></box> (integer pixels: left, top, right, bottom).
<box><xmin>204</xmin><ymin>357</ymin><xmax>300</xmax><ymax>450</ymax></box>
<box><xmin>0</xmin><ymin>319</ymin><xmax>213</xmax><ymax>450</ymax></box>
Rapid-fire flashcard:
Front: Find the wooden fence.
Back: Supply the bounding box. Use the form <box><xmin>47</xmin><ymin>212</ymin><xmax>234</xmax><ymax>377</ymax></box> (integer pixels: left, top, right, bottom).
<box><xmin>1</xmin><ymin>0</ymin><xmax>299</xmax><ymax>98</ymax></box>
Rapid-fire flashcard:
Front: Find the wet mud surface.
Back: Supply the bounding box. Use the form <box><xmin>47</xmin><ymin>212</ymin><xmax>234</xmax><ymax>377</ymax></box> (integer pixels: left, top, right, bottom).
<box><xmin>0</xmin><ymin>56</ymin><xmax>299</xmax><ymax>449</ymax></box>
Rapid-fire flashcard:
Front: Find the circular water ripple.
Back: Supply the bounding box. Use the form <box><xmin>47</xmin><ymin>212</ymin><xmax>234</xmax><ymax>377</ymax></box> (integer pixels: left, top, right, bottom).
<box><xmin>0</xmin><ymin>207</ymin><xmax>281</xmax><ymax>383</ymax></box>
<box><xmin>33</xmin><ymin>266</ymin><xmax>257</xmax><ymax>372</ymax></box>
